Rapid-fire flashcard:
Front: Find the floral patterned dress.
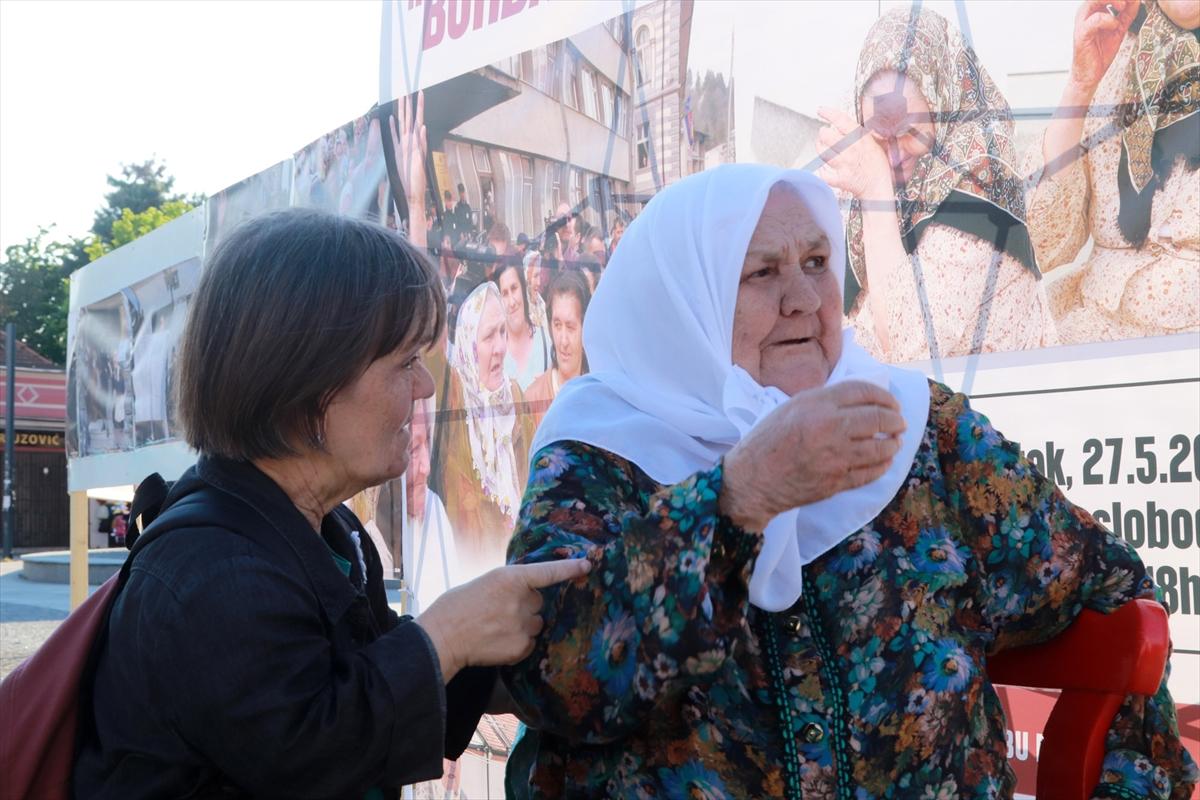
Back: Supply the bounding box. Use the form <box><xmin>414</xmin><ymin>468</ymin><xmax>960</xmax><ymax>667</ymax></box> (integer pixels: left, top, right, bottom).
<box><xmin>503</xmin><ymin>383</ymin><xmax>1197</xmax><ymax>799</ymax></box>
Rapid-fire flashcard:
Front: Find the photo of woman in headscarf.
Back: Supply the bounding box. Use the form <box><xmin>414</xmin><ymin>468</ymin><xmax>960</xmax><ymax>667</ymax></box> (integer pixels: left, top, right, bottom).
<box><xmin>818</xmin><ymin>7</ymin><xmax>1056</xmax><ymax>364</ymax></box>
<box><xmin>1026</xmin><ymin>0</ymin><xmax>1198</xmax><ymax>344</ymax></box>
<box><xmin>440</xmin><ymin>281</ymin><xmax>537</xmax><ymax>576</ymax></box>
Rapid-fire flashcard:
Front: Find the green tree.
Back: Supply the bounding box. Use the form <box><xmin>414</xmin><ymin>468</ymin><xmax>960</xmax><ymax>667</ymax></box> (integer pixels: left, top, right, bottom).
<box><xmin>0</xmin><ymin>229</ymin><xmax>88</xmax><ymax>365</ymax></box>
<box><xmin>90</xmin><ymin>158</ymin><xmax>201</xmax><ymax>242</ymax></box>
<box><xmin>84</xmin><ymin>200</ymin><xmax>195</xmax><ymax>261</ymax></box>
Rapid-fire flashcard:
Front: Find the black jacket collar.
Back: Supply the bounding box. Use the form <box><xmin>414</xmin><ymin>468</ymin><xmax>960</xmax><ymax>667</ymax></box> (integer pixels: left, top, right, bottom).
<box><xmin>178</xmin><ymin>454</ymin><xmax>364</xmax><ymax>625</ymax></box>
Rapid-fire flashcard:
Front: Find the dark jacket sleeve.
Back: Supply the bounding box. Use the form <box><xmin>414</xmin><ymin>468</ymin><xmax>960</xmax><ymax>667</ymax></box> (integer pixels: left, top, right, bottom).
<box><xmin>134</xmin><ymin>541</ymin><xmax>450</xmax><ymax>797</ymax></box>
<box><xmin>356</xmin><ymin>506</ymin><xmax>494</xmax><ymax>761</ymax></box>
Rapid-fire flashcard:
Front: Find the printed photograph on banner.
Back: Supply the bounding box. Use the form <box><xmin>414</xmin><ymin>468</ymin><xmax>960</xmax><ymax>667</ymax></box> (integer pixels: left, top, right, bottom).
<box><xmin>204</xmin><ymin>159</ymin><xmax>293</xmax><ymax>255</ymax></box>
<box><xmin>65</xmin><ymin>258</ymin><xmax>202</xmax><ymax>458</ymax></box>
<box><xmin>370</xmin><ymin>3</ymin><xmax>737</xmax><ymax>796</ymax></box>
<box><xmin>366</xmin><ymin>0</ymin><xmax>736</xmax><ymax>605</ymax></box>
<box><xmin>292</xmin><ymin>109</ymin><xmax>392</xmax><ymax>222</ymax></box>
<box><xmin>735</xmin><ymin>0</ymin><xmax>1198</xmax><ymax>360</ymax></box>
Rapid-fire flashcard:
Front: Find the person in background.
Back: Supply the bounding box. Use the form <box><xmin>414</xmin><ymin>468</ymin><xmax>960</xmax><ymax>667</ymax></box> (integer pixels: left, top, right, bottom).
<box><xmin>531</xmin><ymin>233</ymin><xmax>561</xmax><ymax>304</ymax></box>
<box><xmin>496</xmin><ymin>255</ymin><xmax>552</xmax><ymax>391</ymax></box>
<box><xmin>486</xmin><ymin>221</ymin><xmax>514</xmax><ymax>282</ymax></box>
<box><xmin>584</xmin><ymin>229</ymin><xmax>608</xmax><ymax>269</ymax></box>
<box><xmin>575</xmin><ymin>254</ymin><xmax>602</xmax><ymax>295</ymax></box>
<box><xmin>502</xmin><ymin>165</ymin><xmax>1194</xmax><ymax>798</ymax></box>
<box><xmin>524</xmin><ymin>270</ymin><xmax>591</xmax><ymax>427</ymax></box>
<box><xmin>608</xmin><ymin>218</ymin><xmax>626</xmax><ymax>259</ymax></box>
<box><xmin>818</xmin><ymin>7</ymin><xmax>1056</xmax><ymax>363</ymax></box>
<box><xmin>404</xmin><ymin>397</ymin><xmax>460</xmax><ymax>614</ymax></box>
<box><xmin>1024</xmin><ymin>0</ymin><xmax>1198</xmax><ymax>344</ymax></box>
<box><xmin>72</xmin><ymin>207</ymin><xmax>589</xmax><ymax>798</ymax></box>
<box><xmin>454</xmin><ymin>182</ymin><xmax>474</xmax><ymax>242</ymax></box>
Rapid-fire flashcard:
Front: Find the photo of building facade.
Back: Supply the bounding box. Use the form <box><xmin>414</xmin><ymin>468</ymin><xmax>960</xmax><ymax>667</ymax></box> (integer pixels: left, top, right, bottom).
<box><xmin>426</xmin><ymin>0</ymin><xmax>714</xmax><ymax>243</ymax></box>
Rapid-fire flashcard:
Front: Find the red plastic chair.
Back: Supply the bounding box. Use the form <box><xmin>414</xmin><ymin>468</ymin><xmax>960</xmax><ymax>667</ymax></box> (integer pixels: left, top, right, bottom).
<box><xmin>987</xmin><ymin>598</ymin><xmax>1170</xmax><ymax>800</ymax></box>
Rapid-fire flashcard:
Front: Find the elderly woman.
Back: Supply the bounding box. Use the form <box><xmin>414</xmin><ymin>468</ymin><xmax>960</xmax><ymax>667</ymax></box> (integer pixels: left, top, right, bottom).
<box><xmin>1027</xmin><ymin>0</ymin><xmax>1198</xmax><ymax>344</ymax></box>
<box><xmin>441</xmin><ymin>281</ymin><xmax>539</xmax><ymax>577</ymax></box>
<box><xmin>502</xmin><ymin>166</ymin><xmax>1195</xmax><ymax>798</ymax></box>
<box><xmin>818</xmin><ymin>7</ymin><xmax>1056</xmax><ymax>363</ymax></box>
<box><xmin>72</xmin><ymin>209</ymin><xmax>588</xmax><ymax>797</ymax></box>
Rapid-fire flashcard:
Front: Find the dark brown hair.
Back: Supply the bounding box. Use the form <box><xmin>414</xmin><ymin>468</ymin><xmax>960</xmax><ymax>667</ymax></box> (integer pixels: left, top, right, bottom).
<box><xmin>176</xmin><ymin>208</ymin><xmax>445</xmax><ymax>460</ymax></box>
<box><xmin>547</xmin><ymin>268</ymin><xmax>591</xmax><ymax>373</ymax></box>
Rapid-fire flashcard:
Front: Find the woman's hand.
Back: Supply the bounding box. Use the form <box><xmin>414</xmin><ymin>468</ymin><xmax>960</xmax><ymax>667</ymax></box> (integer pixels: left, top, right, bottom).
<box><xmin>721</xmin><ymin>380</ymin><xmax>906</xmax><ymax>533</ymax></box>
<box><xmin>1069</xmin><ymin>0</ymin><xmax>1137</xmax><ymax>93</ymax></box>
<box><xmin>416</xmin><ymin>558</ymin><xmax>592</xmax><ymax>683</ymax></box>
<box><xmin>815</xmin><ymin>107</ymin><xmax>894</xmax><ymax>202</ymax></box>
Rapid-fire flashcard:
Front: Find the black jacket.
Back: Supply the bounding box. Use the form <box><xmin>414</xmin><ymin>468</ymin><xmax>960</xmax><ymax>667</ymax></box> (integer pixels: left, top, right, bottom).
<box><xmin>72</xmin><ymin>455</ymin><xmax>492</xmax><ymax>799</ymax></box>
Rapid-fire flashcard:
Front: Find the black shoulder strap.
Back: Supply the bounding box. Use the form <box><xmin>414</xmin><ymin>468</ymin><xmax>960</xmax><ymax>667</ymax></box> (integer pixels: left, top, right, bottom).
<box><xmin>118</xmin><ymin>477</ymin><xmax>255</xmax><ymax>588</ymax></box>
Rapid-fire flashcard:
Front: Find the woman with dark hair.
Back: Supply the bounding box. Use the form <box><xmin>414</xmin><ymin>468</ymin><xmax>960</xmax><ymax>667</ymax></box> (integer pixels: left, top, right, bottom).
<box><xmin>72</xmin><ymin>208</ymin><xmax>588</xmax><ymax>798</ymax></box>
<box><xmin>818</xmin><ymin>7</ymin><xmax>1056</xmax><ymax>362</ymax></box>
<box><xmin>1026</xmin><ymin>0</ymin><xmax>1198</xmax><ymax>344</ymax></box>
<box><xmin>496</xmin><ymin>259</ymin><xmax>551</xmax><ymax>391</ymax></box>
<box><xmin>524</xmin><ymin>270</ymin><xmax>592</xmax><ymax>427</ymax></box>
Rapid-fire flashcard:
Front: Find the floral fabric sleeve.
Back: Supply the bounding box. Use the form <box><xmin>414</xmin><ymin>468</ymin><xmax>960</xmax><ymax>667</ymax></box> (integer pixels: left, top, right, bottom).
<box><xmin>851</xmin><ymin>225</ymin><xmax>1053</xmax><ymax>364</ymax></box>
<box><xmin>501</xmin><ymin>441</ymin><xmax>761</xmax><ymax>745</ymax></box>
<box><xmin>1022</xmin><ymin>132</ymin><xmax>1093</xmax><ymax>272</ymax></box>
<box><xmin>934</xmin><ymin>385</ymin><xmax>1198</xmax><ymax>800</ymax></box>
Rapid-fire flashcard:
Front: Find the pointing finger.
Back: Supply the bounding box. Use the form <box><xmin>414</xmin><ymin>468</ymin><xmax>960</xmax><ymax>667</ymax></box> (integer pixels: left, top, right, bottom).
<box><xmin>514</xmin><ymin>557</ymin><xmax>592</xmax><ymax>590</ymax></box>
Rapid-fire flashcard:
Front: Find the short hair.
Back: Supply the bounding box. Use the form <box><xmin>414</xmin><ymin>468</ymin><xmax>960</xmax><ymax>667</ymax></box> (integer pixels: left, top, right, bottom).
<box><xmin>547</xmin><ymin>269</ymin><xmax>591</xmax><ymax>373</ymax></box>
<box><xmin>176</xmin><ymin>208</ymin><xmax>445</xmax><ymax>459</ymax></box>
<box><xmin>443</xmin><ymin>189</ymin><xmax>453</xmax><ymax>201</ymax></box>
<box><xmin>457</xmin><ymin>182</ymin><xmax>466</xmax><ymax>194</ymax></box>
<box><xmin>487</xmin><ymin>220</ymin><xmax>511</xmax><ymax>244</ymax></box>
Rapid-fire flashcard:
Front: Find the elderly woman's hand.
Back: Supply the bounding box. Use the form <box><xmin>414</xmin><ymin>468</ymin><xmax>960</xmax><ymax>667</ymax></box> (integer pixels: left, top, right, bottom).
<box><xmin>815</xmin><ymin>107</ymin><xmax>894</xmax><ymax>202</ymax></box>
<box><xmin>1069</xmin><ymin>1</ymin><xmax>1138</xmax><ymax>92</ymax></box>
<box><xmin>720</xmin><ymin>380</ymin><xmax>905</xmax><ymax>533</ymax></box>
<box><xmin>416</xmin><ymin>558</ymin><xmax>592</xmax><ymax>682</ymax></box>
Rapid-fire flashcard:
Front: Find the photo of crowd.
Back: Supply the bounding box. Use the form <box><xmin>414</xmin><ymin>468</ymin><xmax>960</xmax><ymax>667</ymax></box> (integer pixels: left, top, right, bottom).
<box><xmin>326</xmin><ymin>0</ymin><xmax>737</xmax><ymax>606</ymax></box>
<box><xmin>66</xmin><ymin>258</ymin><xmax>202</xmax><ymax>458</ymax></box>
<box><xmin>740</xmin><ymin>0</ymin><xmax>1198</xmax><ymax>361</ymax></box>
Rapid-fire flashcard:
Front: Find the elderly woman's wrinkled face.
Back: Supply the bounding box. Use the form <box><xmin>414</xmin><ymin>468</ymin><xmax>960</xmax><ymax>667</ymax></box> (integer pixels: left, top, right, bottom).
<box><xmin>475</xmin><ymin>294</ymin><xmax>508</xmax><ymax>392</ymax></box>
<box><xmin>860</xmin><ymin>70</ymin><xmax>935</xmax><ymax>186</ymax></box>
<box><xmin>732</xmin><ymin>185</ymin><xmax>843</xmax><ymax>395</ymax></box>
<box><xmin>322</xmin><ymin>345</ymin><xmax>434</xmax><ymax>490</ymax></box>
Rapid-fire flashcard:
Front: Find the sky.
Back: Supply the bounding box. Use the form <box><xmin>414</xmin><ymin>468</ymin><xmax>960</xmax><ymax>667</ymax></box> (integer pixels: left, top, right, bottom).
<box><xmin>0</xmin><ymin>0</ymin><xmax>379</xmax><ymax>253</ymax></box>
<box><xmin>1</xmin><ymin>0</ymin><xmax>1076</xmax><ymax>255</ymax></box>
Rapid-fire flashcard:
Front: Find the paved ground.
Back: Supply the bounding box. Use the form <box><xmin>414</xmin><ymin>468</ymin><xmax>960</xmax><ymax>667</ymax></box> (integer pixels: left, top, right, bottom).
<box><xmin>0</xmin><ymin>558</ymin><xmax>100</xmax><ymax>679</ymax></box>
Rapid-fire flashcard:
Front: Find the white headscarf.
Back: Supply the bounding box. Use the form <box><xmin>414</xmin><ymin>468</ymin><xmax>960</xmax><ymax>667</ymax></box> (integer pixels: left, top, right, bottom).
<box><xmin>449</xmin><ymin>282</ymin><xmax>523</xmax><ymax>524</ymax></box>
<box><xmin>531</xmin><ymin>165</ymin><xmax>930</xmax><ymax>611</ymax></box>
